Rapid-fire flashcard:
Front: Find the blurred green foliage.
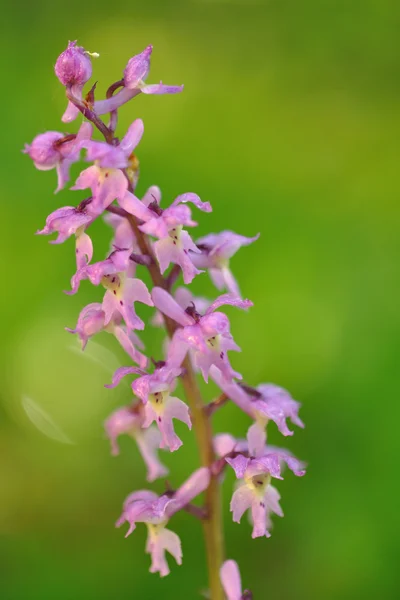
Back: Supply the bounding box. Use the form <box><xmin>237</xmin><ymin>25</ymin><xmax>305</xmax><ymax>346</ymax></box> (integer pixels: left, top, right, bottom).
<box><xmin>1</xmin><ymin>0</ymin><xmax>399</xmax><ymax>598</ymax></box>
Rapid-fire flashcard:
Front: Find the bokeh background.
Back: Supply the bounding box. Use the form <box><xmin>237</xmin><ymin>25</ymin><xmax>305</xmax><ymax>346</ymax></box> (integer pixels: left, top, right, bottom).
<box><xmin>1</xmin><ymin>0</ymin><xmax>399</xmax><ymax>598</ymax></box>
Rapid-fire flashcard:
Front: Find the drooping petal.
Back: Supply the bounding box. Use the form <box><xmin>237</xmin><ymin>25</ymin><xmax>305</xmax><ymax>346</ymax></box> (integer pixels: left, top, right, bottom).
<box><xmin>230</xmin><ymin>484</ymin><xmax>254</xmax><ymax>523</ymax></box>
<box><xmin>147</xmin><ymin>526</ymin><xmax>182</xmax><ymax>577</ymax></box>
<box><xmin>62</xmin><ymin>98</ymin><xmax>81</xmax><ymax>123</ymax></box>
<box><xmin>208</xmin><ymin>266</ymin><xmax>228</xmax><ymax>291</ymax></box>
<box><xmin>65</xmin><ymin>302</ymin><xmax>104</xmax><ymax>349</ymax></box>
<box><xmin>265</xmin><ymin>485</ymin><xmax>284</xmax><ymax>518</ymax></box>
<box><xmin>124</xmin><ymin>278</ymin><xmax>153</xmax><ymax>307</ymax></box>
<box><xmin>75</xmin><ymin>231</ymin><xmax>93</xmax><ymax>270</ymax></box>
<box><xmin>209</xmin><ymin>367</ymin><xmax>254</xmax><ymax>417</ymax></box>
<box><xmin>165</xmin><ymin>396</ymin><xmax>192</xmax><ymax>430</ymax></box>
<box><xmin>120</xmin><ymin>119</ymin><xmax>144</xmax><ymax>155</ymax></box>
<box><xmin>135</xmin><ymin>426</ymin><xmax>169</xmax><ymax>482</ymax></box>
<box><xmin>113</xmin><ymin>325</ymin><xmax>148</xmax><ymax>368</ymax></box>
<box><xmin>55</xmin><ymin>158</ymin><xmax>73</xmax><ymax>192</ymax></box>
<box><xmin>219</xmin><ymin>267</ymin><xmax>241</xmax><ymax>298</ymax></box>
<box><xmin>251</xmin><ymin>498</ymin><xmax>271</xmax><ymax>539</ymax></box>
<box><xmin>104</xmin><ymin>405</ymin><xmax>141</xmax><ymax>456</ymax></box>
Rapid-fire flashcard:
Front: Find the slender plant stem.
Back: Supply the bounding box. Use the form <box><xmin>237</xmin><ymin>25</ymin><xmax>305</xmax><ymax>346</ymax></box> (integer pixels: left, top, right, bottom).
<box><xmin>73</xmin><ymin>97</ymin><xmax>225</xmax><ymax>598</ymax></box>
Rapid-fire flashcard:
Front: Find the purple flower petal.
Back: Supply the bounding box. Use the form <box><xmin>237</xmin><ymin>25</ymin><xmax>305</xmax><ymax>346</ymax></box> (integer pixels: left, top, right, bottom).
<box><xmin>113</xmin><ymin>326</ymin><xmax>148</xmax><ymax>369</ymax></box>
<box><xmin>247</xmin><ymin>422</ymin><xmax>267</xmax><ymax>458</ymax></box>
<box><xmin>124</xmin><ymin>45</ymin><xmax>153</xmax><ymax>89</ymax></box>
<box><xmin>206</xmin><ymin>293</ymin><xmax>253</xmax><ymax>314</ymax></box>
<box><xmin>141</xmin><ymin>82</ymin><xmax>184</xmax><ymax>95</ymax></box>
<box><xmin>152</xmin><ymin>287</ymin><xmax>194</xmax><ymax>327</ymax></box>
<box><xmin>136</xmin><ymin>426</ymin><xmax>169</xmax><ymax>482</ymax></box>
<box><xmin>220</xmin><ymin>560</ymin><xmax>243</xmax><ymax>600</ymax></box>
<box><xmin>105</xmin><ymin>366</ymin><xmax>146</xmax><ymax>389</ymax></box>
<box><xmin>55</xmin><ymin>40</ymin><xmax>92</xmax><ymax>86</ymax></box>
<box><xmin>118</xmin><ymin>191</ymin><xmax>154</xmax><ymax>221</ymax></box>
<box><xmin>230</xmin><ymin>484</ymin><xmax>253</xmax><ymax>523</ymax></box>
<box><xmin>167</xmin><ymin>467</ymin><xmax>210</xmax><ymax>516</ymax></box>
<box><xmin>171</xmin><ymin>192</ymin><xmax>212</xmax><ymax>213</ymax></box>
<box><xmin>119</xmin><ymin>119</ymin><xmax>144</xmax><ymax>154</ymax></box>
<box><xmin>226</xmin><ymin>455</ymin><xmax>250</xmax><ymax>479</ymax></box>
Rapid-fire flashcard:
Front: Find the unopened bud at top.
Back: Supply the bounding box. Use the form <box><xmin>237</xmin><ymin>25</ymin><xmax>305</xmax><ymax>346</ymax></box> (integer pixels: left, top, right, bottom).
<box><xmin>55</xmin><ymin>41</ymin><xmax>92</xmax><ymax>86</ymax></box>
<box><xmin>124</xmin><ymin>45</ymin><xmax>153</xmax><ymax>89</ymax></box>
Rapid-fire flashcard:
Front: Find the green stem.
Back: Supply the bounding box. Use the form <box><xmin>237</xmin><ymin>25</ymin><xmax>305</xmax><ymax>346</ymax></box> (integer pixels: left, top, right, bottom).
<box><xmin>181</xmin><ymin>362</ymin><xmax>225</xmax><ymax>600</ymax></box>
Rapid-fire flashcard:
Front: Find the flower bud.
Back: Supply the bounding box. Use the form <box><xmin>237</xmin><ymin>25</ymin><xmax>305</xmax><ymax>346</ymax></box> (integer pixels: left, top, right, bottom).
<box><xmin>124</xmin><ymin>45</ymin><xmax>152</xmax><ymax>89</ymax></box>
<box><xmin>55</xmin><ymin>41</ymin><xmax>92</xmax><ymax>86</ymax></box>
<box><xmin>24</xmin><ymin>131</ymin><xmax>63</xmax><ymax>169</ymax></box>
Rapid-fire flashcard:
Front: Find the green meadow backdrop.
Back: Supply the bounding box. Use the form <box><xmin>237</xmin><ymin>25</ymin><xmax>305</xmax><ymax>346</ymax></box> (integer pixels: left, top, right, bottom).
<box><xmin>1</xmin><ymin>1</ymin><xmax>399</xmax><ymax>598</ymax></box>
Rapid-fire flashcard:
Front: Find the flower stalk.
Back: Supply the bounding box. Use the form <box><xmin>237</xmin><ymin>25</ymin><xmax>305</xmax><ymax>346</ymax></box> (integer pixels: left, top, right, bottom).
<box><xmin>26</xmin><ymin>39</ymin><xmax>306</xmax><ymax>599</ymax></box>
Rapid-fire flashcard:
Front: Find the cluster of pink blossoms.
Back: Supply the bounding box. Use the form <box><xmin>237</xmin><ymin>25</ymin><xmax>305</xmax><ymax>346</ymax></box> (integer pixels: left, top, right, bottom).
<box><xmin>25</xmin><ymin>40</ymin><xmax>306</xmax><ymax>598</ymax></box>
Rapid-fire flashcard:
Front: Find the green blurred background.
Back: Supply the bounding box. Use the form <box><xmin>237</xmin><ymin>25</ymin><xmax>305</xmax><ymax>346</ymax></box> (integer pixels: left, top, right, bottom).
<box><xmin>1</xmin><ymin>0</ymin><xmax>399</xmax><ymax>598</ymax></box>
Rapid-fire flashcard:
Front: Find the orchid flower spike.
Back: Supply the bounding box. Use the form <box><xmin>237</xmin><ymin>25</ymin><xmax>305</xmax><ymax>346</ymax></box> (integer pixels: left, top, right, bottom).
<box><xmin>32</xmin><ymin>38</ymin><xmax>306</xmax><ymax>597</ymax></box>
